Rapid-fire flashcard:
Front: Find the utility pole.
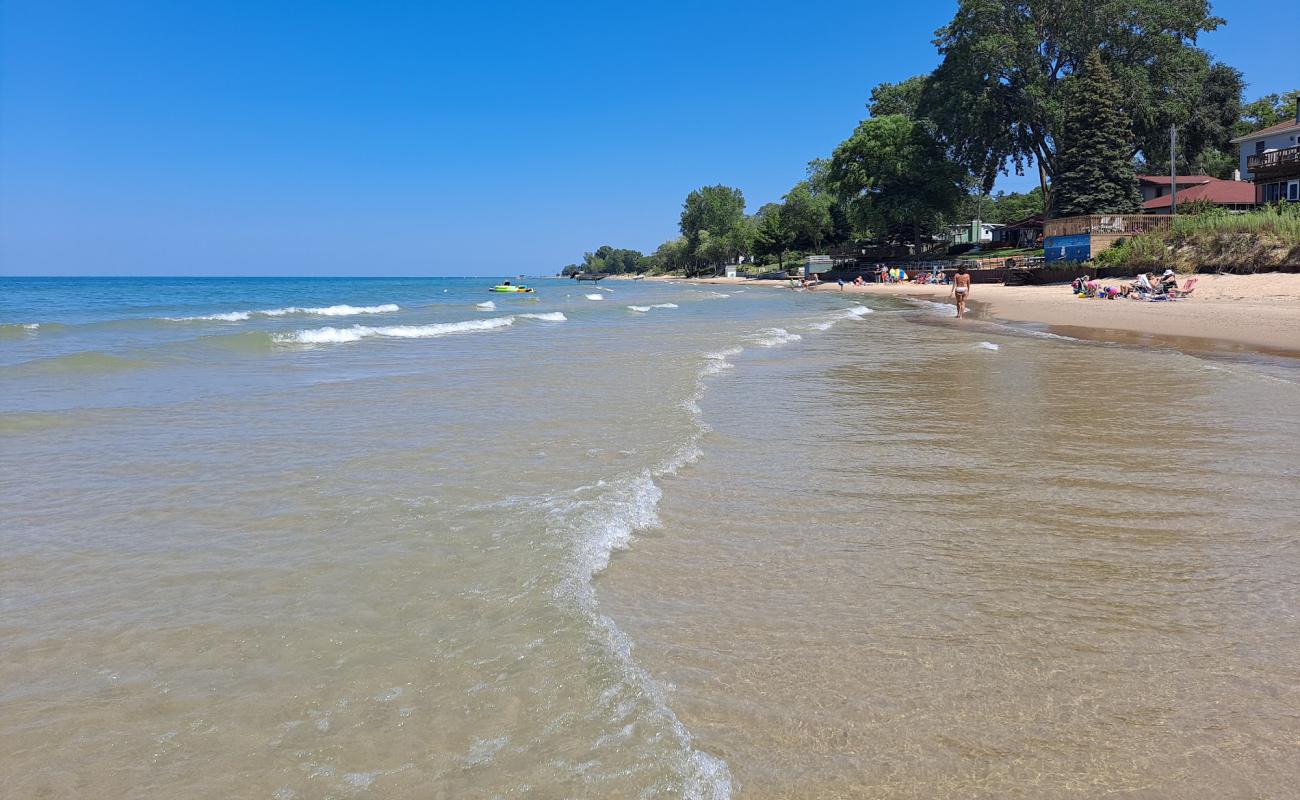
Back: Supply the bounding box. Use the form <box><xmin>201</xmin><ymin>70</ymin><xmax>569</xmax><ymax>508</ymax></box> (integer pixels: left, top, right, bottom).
<box><xmin>1170</xmin><ymin>124</ymin><xmax>1178</xmax><ymax>215</ymax></box>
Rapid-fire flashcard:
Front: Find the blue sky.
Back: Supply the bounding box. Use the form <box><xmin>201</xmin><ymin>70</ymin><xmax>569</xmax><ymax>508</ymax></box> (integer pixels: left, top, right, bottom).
<box><xmin>1</xmin><ymin>0</ymin><xmax>1292</xmax><ymax>276</ymax></box>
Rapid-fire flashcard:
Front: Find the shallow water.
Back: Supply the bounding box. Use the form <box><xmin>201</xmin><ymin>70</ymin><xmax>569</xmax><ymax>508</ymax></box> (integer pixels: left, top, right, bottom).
<box><xmin>2</xmin><ymin>277</ymin><xmax>1298</xmax><ymax>798</ymax></box>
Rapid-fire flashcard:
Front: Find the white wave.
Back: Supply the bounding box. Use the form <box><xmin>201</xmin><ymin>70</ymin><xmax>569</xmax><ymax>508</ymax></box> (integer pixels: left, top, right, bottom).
<box><xmin>629</xmin><ymin>303</ymin><xmax>677</xmax><ymax>313</ymax></box>
<box><xmin>171</xmin><ymin>303</ymin><xmax>400</xmax><ymax>322</ymax></box>
<box><xmin>23</xmin><ymin>323</ymin><xmax>40</xmax><ymax>330</ymax></box>
<box><xmin>750</xmin><ymin>327</ymin><xmax>802</xmax><ymax>347</ymax></box>
<box><xmin>976</xmin><ymin>341</ymin><xmax>1000</xmax><ymax>351</ymax></box>
<box><xmin>476</xmin><ymin>301</ymin><xmax>496</xmax><ymax>310</ymax></box>
<box><xmin>518</xmin><ymin>312</ymin><xmax>567</xmax><ymax>322</ymax></box>
<box><xmin>702</xmin><ymin>346</ymin><xmax>742</xmax><ymax>376</ymax></box>
<box><xmin>263</xmin><ymin>303</ymin><xmax>400</xmax><ymax>317</ymax></box>
<box><xmin>585</xmin><ymin>294</ymin><xmax>604</xmax><ymax>301</ymax></box>
<box><xmin>806</xmin><ymin>304</ymin><xmax>874</xmax><ymax>332</ymax></box>
<box><xmin>707</xmin><ymin>292</ymin><xmax>730</xmax><ymax>298</ymax></box>
<box><xmin>277</xmin><ymin>316</ymin><xmax>516</xmax><ymax>344</ymax></box>
<box><xmin>171</xmin><ymin>311</ymin><xmax>252</xmax><ymax>322</ymax></box>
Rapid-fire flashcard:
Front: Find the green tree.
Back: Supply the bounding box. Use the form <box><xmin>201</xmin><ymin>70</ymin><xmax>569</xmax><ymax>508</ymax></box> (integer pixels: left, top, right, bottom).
<box><xmin>1236</xmin><ymin>90</ymin><xmax>1300</xmax><ymax>136</ymax></box>
<box><xmin>1051</xmin><ymin>51</ymin><xmax>1141</xmax><ymax>217</ymax></box>
<box><xmin>920</xmin><ymin>0</ymin><xmax>1225</xmax><ymax>210</ymax></box>
<box><xmin>867</xmin><ymin>76</ymin><xmax>926</xmax><ymax>119</ymax></box>
<box><xmin>753</xmin><ymin>203</ymin><xmax>795</xmax><ymax>269</ymax></box>
<box><xmin>781</xmin><ymin>183</ymin><xmax>833</xmax><ymax>252</ymax></box>
<box><xmin>826</xmin><ymin>115</ymin><xmax>965</xmax><ymax>249</ymax></box>
<box><xmin>679</xmin><ymin>185</ymin><xmax>747</xmax><ymax>272</ymax></box>
<box><xmin>1140</xmin><ymin>63</ymin><xmax>1244</xmax><ymax>178</ymax></box>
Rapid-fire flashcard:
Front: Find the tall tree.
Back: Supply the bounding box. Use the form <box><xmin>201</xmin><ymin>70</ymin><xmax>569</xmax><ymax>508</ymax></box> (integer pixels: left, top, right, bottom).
<box><xmin>1140</xmin><ymin>62</ymin><xmax>1244</xmax><ymax>177</ymax></box>
<box><xmin>867</xmin><ymin>76</ymin><xmax>927</xmax><ymax>119</ymax></box>
<box><xmin>753</xmin><ymin>203</ymin><xmax>795</xmax><ymax>270</ymax></box>
<box><xmin>1236</xmin><ymin>90</ymin><xmax>1300</xmax><ymax>135</ymax></box>
<box><xmin>826</xmin><ymin>115</ymin><xmax>965</xmax><ymax>250</ymax></box>
<box><xmin>679</xmin><ymin>185</ymin><xmax>747</xmax><ymax>271</ymax></box>
<box><xmin>1051</xmin><ymin>51</ymin><xmax>1141</xmax><ymax>217</ymax></box>
<box><xmin>781</xmin><ymin>183</ymin><xmax>833</xmax><ymax>252</ymax></box>
<box><xmin>920</xmin><ymin>0</ymin><xmax>1224</xmax><ymax>211</ymax></box>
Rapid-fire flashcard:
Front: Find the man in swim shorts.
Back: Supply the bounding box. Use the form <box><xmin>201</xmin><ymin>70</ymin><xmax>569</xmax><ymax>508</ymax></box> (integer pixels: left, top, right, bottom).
<box><xmin>951</xmin><ymin>265</ymin><xmax>971</xmax><ymax>318</ymax></box>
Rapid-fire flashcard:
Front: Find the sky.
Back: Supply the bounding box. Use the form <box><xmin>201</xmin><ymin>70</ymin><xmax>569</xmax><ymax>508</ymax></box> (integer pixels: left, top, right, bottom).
<box><xmin>0</xmin><ymin>0</ymin><xmax>1293</xmax><ymax>276</ymax></box>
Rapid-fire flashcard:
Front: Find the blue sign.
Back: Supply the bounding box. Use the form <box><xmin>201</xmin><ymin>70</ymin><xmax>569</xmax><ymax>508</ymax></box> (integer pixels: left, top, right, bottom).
<box><xmin>1043</xmin><ymin>234</ymin><xmax>1090</xmax><ymax>263</ymax></box>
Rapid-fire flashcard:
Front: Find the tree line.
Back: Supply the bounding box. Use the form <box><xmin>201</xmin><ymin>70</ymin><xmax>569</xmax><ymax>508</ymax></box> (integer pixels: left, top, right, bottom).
<box><xmin>561</xmin><ymin>0</ymin><xmax>1298</xmax><ymax>276</ymax></box>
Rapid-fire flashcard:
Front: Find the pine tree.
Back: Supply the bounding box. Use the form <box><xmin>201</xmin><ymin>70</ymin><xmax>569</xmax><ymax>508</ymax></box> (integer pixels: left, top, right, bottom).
<box><xmin>1051</xmin><ymin>51</ymin><xmax>1141</xmax><ymax>217</ymax></box>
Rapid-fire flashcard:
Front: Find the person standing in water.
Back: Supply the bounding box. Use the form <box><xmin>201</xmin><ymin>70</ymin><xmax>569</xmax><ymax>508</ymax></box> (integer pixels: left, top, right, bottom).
<box><xmin>951</xmin><ymin>265</ymin><xmax>971</xmax><ymax>318</ymax></box>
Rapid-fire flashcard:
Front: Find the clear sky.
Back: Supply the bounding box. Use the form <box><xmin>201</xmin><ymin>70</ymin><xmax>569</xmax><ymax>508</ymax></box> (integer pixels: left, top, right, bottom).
<box><xmin>1</xmin><ymin>0</ymin><xmax>1293</xmax><ymax>276</ymax></box>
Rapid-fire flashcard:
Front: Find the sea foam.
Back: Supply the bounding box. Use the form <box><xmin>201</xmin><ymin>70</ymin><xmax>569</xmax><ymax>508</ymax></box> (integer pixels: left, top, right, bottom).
<box><xmin>585</xmin><ymin>294</ymin><xmax>604</xmax><ymax>301</ymax></box>
<box><xmin>750</xmin><ymin>327</ymin><xmax>802</xmax><ymax>347</ymax></box>
<box><xmin>476</xmin><ymin>301</ymin><xmax>496</xmax><ymax>310</ymax></box>
<box><xmin>276</xmin><ymin>312</ymin><xmax>564</xmax><ymax>344</ymax></box>
<box><xmin>277</xmin><ymin>316</ymin><xmax>516</xmax><ymax>344</ymax></box>
<box><xmin>171</xmin><ymin>304</ymin><xmax>400</xmax><ymax>321</ymax></box>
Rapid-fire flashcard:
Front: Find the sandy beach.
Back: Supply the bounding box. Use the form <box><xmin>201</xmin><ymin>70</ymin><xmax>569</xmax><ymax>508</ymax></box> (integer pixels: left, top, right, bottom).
<box><xmin>672</xmin><ymin>273</ymin><xmax>1300</xmax><ymax>356</ymax></box>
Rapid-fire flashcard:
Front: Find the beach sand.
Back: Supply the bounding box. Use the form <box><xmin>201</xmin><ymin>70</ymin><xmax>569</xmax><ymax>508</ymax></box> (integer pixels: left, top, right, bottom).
<box><xmin>675</xmin><ymin>273</ymin><xmax>1300</xmax><ymax>355</ymax></box>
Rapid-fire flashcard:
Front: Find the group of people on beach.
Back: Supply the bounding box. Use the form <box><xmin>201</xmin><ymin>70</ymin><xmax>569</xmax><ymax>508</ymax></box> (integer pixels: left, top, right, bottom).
<box><xmin>1071</xmin><ymin>269</ymin><xmax>1188</xmax><ymax>301</ymax></box>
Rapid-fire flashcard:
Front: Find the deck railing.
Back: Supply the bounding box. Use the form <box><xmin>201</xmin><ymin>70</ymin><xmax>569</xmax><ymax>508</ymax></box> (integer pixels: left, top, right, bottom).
<box><xmin>1044</xmin><ymin>214</ymin><xmax>1173</xmax><ymax>237</ymax></box>
<box><xmin>1247</xmin><ymin>145</ymin><xmax>1300</xmax><ymax>178</ymax></box>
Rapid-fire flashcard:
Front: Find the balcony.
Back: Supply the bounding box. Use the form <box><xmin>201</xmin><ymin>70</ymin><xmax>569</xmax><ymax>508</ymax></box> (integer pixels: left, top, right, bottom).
<box><xmin>1247</xmin><ymin>145</ymin><xmax>1300</xmax><ymax>180</ymax></box>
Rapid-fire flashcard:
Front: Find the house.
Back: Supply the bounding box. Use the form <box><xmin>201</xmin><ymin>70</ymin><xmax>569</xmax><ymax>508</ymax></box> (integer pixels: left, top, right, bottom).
<box><xmin>1138</xmin><ymin>175</ymin><xmax>1215</xmax><ymax>203</ymax></box>
<box><xmin>1230</xmin><ymin>99</ymin><xmax>1300</xmax><ymax>204</ymax></box>
<box><xmin>1139</xmin><ymin>176</ymin><xmax>1257</xmax><ymax>213</ymax></box>
<box><xmin>991</xmin><ymin>214</ymin><xmax>1044</xmax><ymax>248</ymax></box>
<box><xmin>946</xmin><ymin>220</ymin><xmax>1003</xmax><ymax>246</ymax></box>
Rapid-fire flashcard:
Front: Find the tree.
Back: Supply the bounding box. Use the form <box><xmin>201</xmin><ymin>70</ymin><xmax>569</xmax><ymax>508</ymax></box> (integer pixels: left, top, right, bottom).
<box><xmin>826</xmin><ymin>115</ymin><xmax>965</xmax><ymax>249</ymax></box>
<box><xmin>1236</xmin><ymin>90</ymin><xmax>1300</xmax><ymax>136</ymax></box>
<box><xmin>920</xmin><ymin>0</ymin><xmax>1225</xmax><ymax>211</ymax></box>
<box><xmin>1140</xmin><ymin>62</ymin><xmax>1244</xmax><ymax>178</ymax></box>
<box><xmin>1051</xmin><ymin>51</ymin><xmax>1141</xmax><ymax>217</ymax></box>
<box><xmin>679</xmin><ymin>185</ymin><xmax>747</xmax><ymax>272</ymax></box>
<box><xmin>781</xmin><ymin>183</ymin><xmax>833</xmax><ymax>252</ymax></box>
<box><xmin>867</xmin><ymin>76</ymin><xmax>926</xmax><ymax>119</ymax></box>
<box><xmin>753</xmin><ymin>203</ymin><xmax>795</xmax><ymax>269</ymax></box>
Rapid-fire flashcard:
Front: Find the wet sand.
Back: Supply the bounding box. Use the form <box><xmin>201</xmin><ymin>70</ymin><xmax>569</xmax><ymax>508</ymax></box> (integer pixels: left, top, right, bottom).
<box><xmin>673</xmin><ymin>274</ymin><xmax>1300</xmax><ymax>356</ymax></box>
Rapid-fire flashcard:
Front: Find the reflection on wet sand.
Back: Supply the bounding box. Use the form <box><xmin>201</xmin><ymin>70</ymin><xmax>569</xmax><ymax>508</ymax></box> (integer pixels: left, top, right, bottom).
<box><xmin>600</xmin><ymin>313</ymin><xmax>1300</xmax><ymax>798</ymax></box>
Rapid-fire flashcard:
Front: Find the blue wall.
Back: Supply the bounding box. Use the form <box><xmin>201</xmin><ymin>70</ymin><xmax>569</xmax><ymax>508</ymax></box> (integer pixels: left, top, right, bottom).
<box><xmin>1043</xmin><ymin>234</ymin><xmax>1090</xmax><ymax>263</ymax></box>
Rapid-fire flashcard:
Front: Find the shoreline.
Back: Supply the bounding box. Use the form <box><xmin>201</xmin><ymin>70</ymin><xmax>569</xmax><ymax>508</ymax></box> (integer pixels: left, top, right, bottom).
<box><xmin>665</xmin><ymin>273</ymin><xmax>1300</xmax><ymax>357</ymax></box>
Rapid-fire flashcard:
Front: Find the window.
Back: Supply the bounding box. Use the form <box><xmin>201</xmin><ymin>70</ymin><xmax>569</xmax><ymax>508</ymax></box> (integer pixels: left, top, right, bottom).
<box><xmin>1256</xmin><ymin>141</ymin><xmax>1267</xmax><ymax>154</ymax></box>
<box><xmin>1288</xmin><ymin>181</ymin><xmax>1300</xmax><ymax>202</ymax></box>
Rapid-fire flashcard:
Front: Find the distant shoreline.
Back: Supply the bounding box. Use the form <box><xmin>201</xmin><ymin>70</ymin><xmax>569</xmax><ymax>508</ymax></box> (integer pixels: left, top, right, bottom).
<box><xmin>670</xmin><ymin>273</ymin><xmax>1300</xmax><ymax>357</ymax></box>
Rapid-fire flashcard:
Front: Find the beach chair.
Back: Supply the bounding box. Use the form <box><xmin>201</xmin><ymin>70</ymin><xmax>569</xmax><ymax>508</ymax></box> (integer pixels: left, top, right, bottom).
<box><xmin>1167</xmin><ymin>277</ymin><xmax>1198</xmax><ymax>298</ymax></box>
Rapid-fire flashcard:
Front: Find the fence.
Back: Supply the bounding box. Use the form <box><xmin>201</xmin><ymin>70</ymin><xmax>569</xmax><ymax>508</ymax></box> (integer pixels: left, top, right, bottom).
<box><xmin>1044</xmin><ymin>215</ymin><xmax>1173</xmax><ymax>237</ymax></box>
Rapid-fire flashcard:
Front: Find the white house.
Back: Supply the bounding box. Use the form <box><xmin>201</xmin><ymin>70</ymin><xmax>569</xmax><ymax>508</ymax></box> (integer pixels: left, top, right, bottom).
<box><xmin>1230</xmin><ymin>99</ymin><xmax>1300</xmax><ymax>204</ymax></box>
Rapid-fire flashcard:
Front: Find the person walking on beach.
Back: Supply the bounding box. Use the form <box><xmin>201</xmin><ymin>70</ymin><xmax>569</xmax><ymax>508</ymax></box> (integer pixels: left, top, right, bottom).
<box><xmin>951</xmin><ymin>265</ymin><xmax>971</xmax><ymax>318</ymax></box>
<box><xmin>837</xmin><ymin>276</ymin><xmax>845</xmax><ymax>291</ymax></box>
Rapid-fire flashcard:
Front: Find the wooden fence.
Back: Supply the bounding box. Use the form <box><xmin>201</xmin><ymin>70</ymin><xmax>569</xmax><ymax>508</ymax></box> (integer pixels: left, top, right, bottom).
<box><xmin>1044</xmin><ymin>215</ymin><xmax>1173</xmax><ymax>237</ymax></box>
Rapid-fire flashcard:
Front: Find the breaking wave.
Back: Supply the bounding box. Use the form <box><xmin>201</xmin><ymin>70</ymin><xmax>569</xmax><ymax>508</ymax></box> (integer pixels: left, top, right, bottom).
<box><xmin>274</xmin><ymin>312</ymin><xmax>565</xmax><ymax>345</ymax></box>
<box><xmin>170</xmin><ymin>304</ymin><xmax>400</xmax><ymax>321</ymax></box>
<box><xmin>585</xmin><ymin>294</ymin><xmax>605</xmax><ymax>301</ymax></box>
<box><xmin>749</xmin><ymin>327</ymin><xmax>802</xmax><ymax>347</ymax></box>
<box><xmin>476</xmin><ymin>301</ymin><xmax>496</xmax><ymax>311</ymax></box>
<box><xmin>628</xmin><ymin>303</ymin><xmax>679</xmax><ymax>313</ymax></box>
<box><xmin>976</xmin><ymin>341</ymin><xmax>1000</xmax><ymax>351</ymax></box>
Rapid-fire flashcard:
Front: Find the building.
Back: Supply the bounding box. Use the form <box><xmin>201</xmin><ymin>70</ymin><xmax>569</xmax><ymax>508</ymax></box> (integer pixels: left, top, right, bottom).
<box><xmin>1230</xmin><ymin>99</ymin><xmax>1300</xmax><ymax>204</ymax></box>
<box><xmin>991</xmin><ymin>214</ymin><xmax>1044</xmax><ymax>248</ymax></box>
<box><xmin>1042</xmin><ymin>215</ymin><xmax>1172</xmax><ymax>263</ymax></box>
<box><xmin>946</xmin><ymin>220</ymin><xmax>1003</xmax><ymax>246</ymax></box>
<box><xmin>1139</xmin><ymin>176</ymin><xmax>1257</xmax><ymax>213</ymax></box>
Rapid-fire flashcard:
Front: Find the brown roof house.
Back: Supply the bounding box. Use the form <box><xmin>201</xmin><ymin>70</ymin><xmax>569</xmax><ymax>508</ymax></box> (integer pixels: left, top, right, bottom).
<box><xmin>1139</xmin><ymin>175</ymin><xmax>1257</xmax><ymax>213</ymax></box>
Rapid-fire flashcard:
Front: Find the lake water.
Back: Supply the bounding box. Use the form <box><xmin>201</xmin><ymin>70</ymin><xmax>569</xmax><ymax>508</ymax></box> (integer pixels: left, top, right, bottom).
<box><xmin>3</xmin><ymin>277</ymin><xmax>1298</xmax><ymax>798</ymax></box>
